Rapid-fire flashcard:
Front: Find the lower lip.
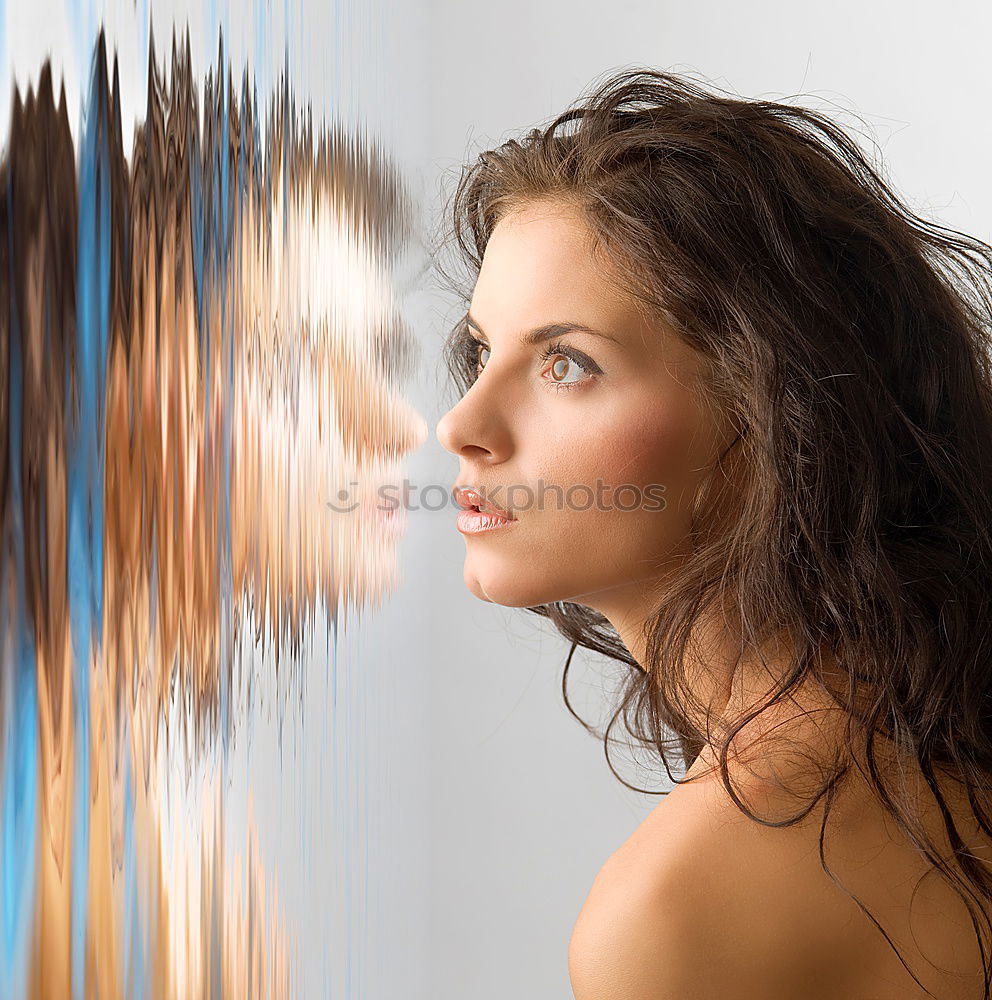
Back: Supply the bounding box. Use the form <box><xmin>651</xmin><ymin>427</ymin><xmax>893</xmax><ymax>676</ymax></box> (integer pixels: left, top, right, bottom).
<box><xmin>456</xmin><ymin>508</ymin><xmax>517</xmax><ymax>534</ymax></box>
<box><xmin>361</xmin><ymin>502</ymin><xmax>407</xmax><ymax>537</ymax></box>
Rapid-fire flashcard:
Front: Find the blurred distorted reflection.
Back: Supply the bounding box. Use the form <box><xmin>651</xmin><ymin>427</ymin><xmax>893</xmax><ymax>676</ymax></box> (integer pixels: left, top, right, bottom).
<box><xmin>0</xmin><ymin>28</ymin><xmax>426</xmax><ymax>1000</ymax></box>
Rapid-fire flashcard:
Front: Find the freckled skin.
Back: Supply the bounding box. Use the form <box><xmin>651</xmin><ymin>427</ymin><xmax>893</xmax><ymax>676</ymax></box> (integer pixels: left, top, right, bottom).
<box><xmin>436</xmin><ymin>199</ymin><xmax>739</xmax><ymax>617</ymax></box>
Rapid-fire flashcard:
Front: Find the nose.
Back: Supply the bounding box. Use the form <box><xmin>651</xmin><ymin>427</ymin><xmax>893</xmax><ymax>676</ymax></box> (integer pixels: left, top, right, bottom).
<box><xmin>435</xmin><ymin>386</ymin><xmax>510</xmax><ymax>463</ymax></box>
<box><xmin>333</xmin><ymin>351</ymin><xmax>429</xmax><ymax>461</ymax></box>
<box><xmin>435</xmin><ymin>406</ymin><xmax>462</xmax><ymax>456</ymax></box>
<box><xmin>356</xmin><ymin>391</ymin><xmax>428</xmax><ymax>460</ymax></box>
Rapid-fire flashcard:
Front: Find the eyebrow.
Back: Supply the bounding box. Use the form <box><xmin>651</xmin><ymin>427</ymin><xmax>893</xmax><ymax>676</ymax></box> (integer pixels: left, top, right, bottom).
<box><xmin>465</xmin><ymin>311</ymin><xmax>620</xmax><ymax>347</ymax></box>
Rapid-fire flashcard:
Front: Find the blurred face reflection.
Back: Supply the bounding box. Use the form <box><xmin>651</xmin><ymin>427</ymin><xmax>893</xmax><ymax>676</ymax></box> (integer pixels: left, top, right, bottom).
<box><xmin>232</xmin><ymin>173</ymin><xmax>428</xmax><ymax>625</ymax></box>
<box><xmin>7</xmin><ymin>48</ymin><xmax>431</xmax><ymax>1000</ymax></box>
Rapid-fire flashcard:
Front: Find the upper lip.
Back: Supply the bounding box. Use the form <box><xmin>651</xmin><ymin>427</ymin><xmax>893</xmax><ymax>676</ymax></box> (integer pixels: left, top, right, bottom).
<box><xmin>453</xmin><ymin>484</ymin><xmax>516</xmax><ymax>520</ymax></box>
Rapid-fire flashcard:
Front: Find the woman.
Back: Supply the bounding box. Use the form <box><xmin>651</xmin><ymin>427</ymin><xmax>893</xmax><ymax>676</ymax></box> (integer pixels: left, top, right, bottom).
<box><xmin>434</xmin><ymin>69</ymin><xmax>992</xmax><ymax>999</ymax></box>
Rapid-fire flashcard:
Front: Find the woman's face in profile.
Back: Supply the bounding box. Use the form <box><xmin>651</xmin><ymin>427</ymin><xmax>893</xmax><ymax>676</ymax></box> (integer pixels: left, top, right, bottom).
<box><xmin>436</xmin><ymin>199</ymin><xmax>738</xmax><ymax>621</ymax></box>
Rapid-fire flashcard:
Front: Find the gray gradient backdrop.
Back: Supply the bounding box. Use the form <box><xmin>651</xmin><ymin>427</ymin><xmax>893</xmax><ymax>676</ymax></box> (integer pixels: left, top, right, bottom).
<box><xmin>408</xmin><ymin>2</ymin><xmax>992</xmax><ymax>997</ymax></box>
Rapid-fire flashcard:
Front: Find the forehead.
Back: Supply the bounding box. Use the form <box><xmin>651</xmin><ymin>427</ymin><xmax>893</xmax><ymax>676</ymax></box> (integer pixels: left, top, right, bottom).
<box><xmin>472</xmin><ymin>201</ymin><xmax>713</xmax><ymax>390</ymax></box>
<box><xmin>480</xmin><ymin>202</ymin><xmax>599</xmax><ymax>287</ymax></box>
<box><xmin>288</xmin><ymin>184</ymin><xmax>392</xmax><ymax>338</ymax></box>
<box><xmin>248</xmin><ymin>170</ymin><xmax>417</xmax><ymax>375</ymax></box>
<box><xmin>471</xmin><ymin>201</ymin><xmax>648</xmax><ymax>341</ymax></box>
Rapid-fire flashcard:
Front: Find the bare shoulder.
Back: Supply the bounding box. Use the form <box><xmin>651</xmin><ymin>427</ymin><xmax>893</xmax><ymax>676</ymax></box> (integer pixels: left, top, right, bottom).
<box><xmin>568</xmin><ymin>768</ymin><xmax>843</xmax><ymax>1000</ymax></box>
<box><xmin>568</xmin><ymin>746</ymin><xmax>991</xmax><ymax>1000</ymax></box>
<box><xmin>567</xmin><ymin>856</ymin><xmax>797</xmax><ymax>1000</ymax></box>
<box><xmin>567</xmin><ymin>862</ymin><xmax>739</xmax><ymax>1000</ymax></box>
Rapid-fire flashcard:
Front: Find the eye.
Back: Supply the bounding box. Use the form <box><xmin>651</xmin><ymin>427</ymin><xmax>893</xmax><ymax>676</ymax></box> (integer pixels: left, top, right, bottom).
<box><xmin>457</xmin><ymin>327</ymin><xmax>602</xmax><ymax>392</ymax></box>
<box><xmin>453</xmin><ymin>327</ymin><xmax>488</xmax><ymax>383</ymax></box>
<box><xmin>373</xmin><ymin>322</ymin><xmax>418</xmax><ymax>383</ymax></box>
<box><xmin>477</xmin><ymin>343</ymin><xmax>491</xmax><ymax>374</ymax></box>
<box><xmin>539</xmin><ymin>340</ymin><xmax>598</xmax><ymax>391</ymax></box>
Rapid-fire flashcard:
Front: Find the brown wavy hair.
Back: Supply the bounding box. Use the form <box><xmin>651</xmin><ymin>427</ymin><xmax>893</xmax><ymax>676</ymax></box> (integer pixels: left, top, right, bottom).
<box><xmin>432</xmin><ymin>68</ymin><xmax>992</xmax><ymax>996</ymax></box>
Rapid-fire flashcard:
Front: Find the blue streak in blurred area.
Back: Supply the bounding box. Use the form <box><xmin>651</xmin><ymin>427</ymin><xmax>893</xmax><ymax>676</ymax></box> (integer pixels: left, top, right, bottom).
<box><xmin>0</xmin><ymin>183</ymin><xmax>40</xmax><ymax>1000</ymax></box>
<box><xmin>67</xmin><ymin>44</ymin><xmax>112</xmax><ymax>1000</ymax></box>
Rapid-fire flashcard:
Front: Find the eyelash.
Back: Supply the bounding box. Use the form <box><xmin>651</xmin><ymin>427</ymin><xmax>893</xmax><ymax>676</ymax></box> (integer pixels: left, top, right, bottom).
<box><xmin>460</xmin><ymin>331</ymin><xmax>600</xmax><ymax>392</ymax></box>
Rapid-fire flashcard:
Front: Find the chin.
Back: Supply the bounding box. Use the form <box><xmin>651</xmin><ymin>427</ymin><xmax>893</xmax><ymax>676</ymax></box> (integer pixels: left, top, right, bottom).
<box><xmin>463</xmin><ymin>566</ymin><xmax>574</xmax><ymax>609</ymax></box>
<box><xmin>355</xmin><ymin>541</ymin><xmax>401</xmax><ymax>607</ymax></box>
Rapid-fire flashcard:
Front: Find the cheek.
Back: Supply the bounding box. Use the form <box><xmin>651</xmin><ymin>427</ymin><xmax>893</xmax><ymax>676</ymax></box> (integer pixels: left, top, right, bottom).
<box><xmin>459</xmin><ymin>387</ymin><xmax>720</xmax><ymax>609</ymax></box>
<box><xmin>500</xmin><ymin>394</ymin><xmax>707</xmax><ymax>574</ymax></box>
<box><xmin>544</xmin><ymin>390</ymin><xmax>707</xmax><ymax>504</ymax></box>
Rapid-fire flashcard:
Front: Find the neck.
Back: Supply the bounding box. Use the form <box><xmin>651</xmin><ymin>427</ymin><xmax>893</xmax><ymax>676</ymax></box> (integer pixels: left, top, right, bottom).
<box><xmin>592</xmin><ymin>586</ymin><xmax>852</xmax><ymax>783</ymax></box>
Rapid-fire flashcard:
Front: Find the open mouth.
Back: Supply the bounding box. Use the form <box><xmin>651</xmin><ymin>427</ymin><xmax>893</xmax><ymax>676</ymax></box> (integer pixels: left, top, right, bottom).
<box><xmin>469</xmin><ymin>504</ymin><xmax>512</xmax><ymax>520</ymax></box>
<box><xmin>453</xmin><ymin>484</ymin><xmax>516</xmax><ymax>521</ymax></box>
